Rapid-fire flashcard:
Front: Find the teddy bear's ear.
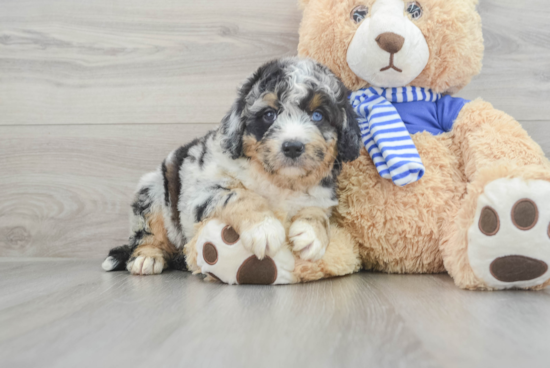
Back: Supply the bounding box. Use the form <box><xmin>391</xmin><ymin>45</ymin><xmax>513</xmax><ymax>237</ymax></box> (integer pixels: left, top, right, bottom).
<box><xmin>220</xmin><ymin>62</ymin><xmax>273</xmax><ymax>159</ymax></box>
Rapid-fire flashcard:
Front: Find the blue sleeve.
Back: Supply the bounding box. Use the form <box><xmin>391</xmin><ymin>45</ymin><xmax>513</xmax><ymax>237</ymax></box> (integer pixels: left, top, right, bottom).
<box><xmin>437</xmin><ymin>95</ymin><xmax>469</xmax><ymax>132</ymax></box>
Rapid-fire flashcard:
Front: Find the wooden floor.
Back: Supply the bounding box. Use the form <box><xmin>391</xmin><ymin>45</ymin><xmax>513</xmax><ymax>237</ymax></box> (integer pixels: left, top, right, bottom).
<box><xmin>1</xmin><ymin>259</ymin><xmax>550</xmax><ymax>368</ymax></box>
<box><xmin>2</xmin><ymin>1</ymin><xmax>550</xmax><ymax>367</ymax></box>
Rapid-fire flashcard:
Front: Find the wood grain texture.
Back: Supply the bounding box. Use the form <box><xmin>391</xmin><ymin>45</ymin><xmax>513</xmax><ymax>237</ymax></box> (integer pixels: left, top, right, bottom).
<box><xmin>0</xmin><ymin>0</ymin><xmax>302</xmax><ymax>125</ymax></box>
<box><xmin>0</xmin><ymin>124</ymin><xmax>216</xmax><ymax>258</ymax></box>
<box><xmin>1</xmin><ymin>259</ymin><xmax>550</xmax><ymax>368</ymax></box>
<box><xmin>459</xmin><ymin>0</ymin><xmax>550</xmax><ymax>120</ymax></box>
<box><xmin>0</xmin><ymin>0</ymin><xmax>549</xmax><ymax>125</ymax></box>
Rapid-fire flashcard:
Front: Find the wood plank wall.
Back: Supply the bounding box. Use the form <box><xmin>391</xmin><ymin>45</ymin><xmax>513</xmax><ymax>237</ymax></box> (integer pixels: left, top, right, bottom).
<box><xmin>1</xmin><ymin>0</ymin><xmax>549</xmax><ymax>258</ymax></box>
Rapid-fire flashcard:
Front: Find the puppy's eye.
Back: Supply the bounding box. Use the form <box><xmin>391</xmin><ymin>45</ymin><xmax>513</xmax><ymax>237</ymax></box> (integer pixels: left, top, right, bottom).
<box><xmin>351</xmin><ymin>5</ymin><xmax>368</xmax><ymax>24</ymax></box>
<box><xmin>263</xmin><ymin>110</ymin><xmax>277</xmax><ymax>124</ymax></box>
<box><xmin>406</xmin><ymin>2</ymin><xmax>423</xmax><ymax>20</ymax></box>
<box><xmin>311</xmin><ymin>111</ymin><xmax>324</xmax><ymax>123</ymax></box>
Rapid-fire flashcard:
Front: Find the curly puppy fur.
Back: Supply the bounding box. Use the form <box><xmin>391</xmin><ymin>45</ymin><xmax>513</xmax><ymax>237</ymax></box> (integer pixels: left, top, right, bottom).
<box><xmin>102</xmin><ymin>58</ymin><xmax>361</xmax><ymax>275</ymax></box>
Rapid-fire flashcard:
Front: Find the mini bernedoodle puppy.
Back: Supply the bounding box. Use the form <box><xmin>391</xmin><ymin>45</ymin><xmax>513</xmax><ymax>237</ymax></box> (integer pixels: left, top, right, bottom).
<box><xmin>102</xmin><ymin>57</ymin><xmax>361</xmax><ymax>276</ymax></box>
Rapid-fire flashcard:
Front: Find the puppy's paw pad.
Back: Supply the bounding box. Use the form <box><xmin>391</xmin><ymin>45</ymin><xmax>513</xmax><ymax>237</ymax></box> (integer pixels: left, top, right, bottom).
<box><xmin>289</xmin><ymin>221</ymin><xmax>326</xmax><ymax>262</ymax></box>
<box><xmin>240</xmin><ymin>217</ymin><xmax>286</xmax><ymax>259</ymax></box>
<box><xmin>196</xmin><ymin>220</ymin><xmax>295</xmax><ymax>285</ymax></box>
<box><xmin>468</xmin><ymin>178</ymin><xmax>550</xmax><ymax>289</ymax></box>
<box><xmin>127</xmin><ymin>255</ymin><xmax>165</xmax><ymax>276</ymax></box>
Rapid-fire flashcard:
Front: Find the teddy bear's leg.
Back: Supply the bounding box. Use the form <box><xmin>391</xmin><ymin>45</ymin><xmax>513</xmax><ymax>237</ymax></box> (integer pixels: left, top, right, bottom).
<box><xmin>184</xmin><ymin>219</ymin><xmax>296</xmax><ymax>285</ymax></box>
<box><xmin>442</xmin><ymin>99</ymin><xmax>550</xmax><ymax>290</ymax></box>
<box><xmin>184</xmin><ymin>219</ymin><xmax>361</xmax><ymax>285</ymax></box>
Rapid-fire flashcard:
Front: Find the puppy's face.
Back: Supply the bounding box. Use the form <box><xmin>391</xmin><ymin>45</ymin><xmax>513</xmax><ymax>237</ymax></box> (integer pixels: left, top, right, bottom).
<box><xmin>242</xmin><ymin>86</ymin><xmax>339</xmax><ymax>180</ymax></box>
<box><xmin>222</xmin><ymin>58</ymin><xmax>361</xmax><ymax>188</ymax></box>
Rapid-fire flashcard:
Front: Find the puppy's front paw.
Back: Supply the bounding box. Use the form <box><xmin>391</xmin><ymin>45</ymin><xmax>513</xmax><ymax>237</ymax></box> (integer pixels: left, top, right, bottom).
<box><xmin>289</xmin><ymin>221</ymin><xmax>327</xmax><ymax>262</ymax></box>
<box><xmin>127</xmin><ymin>253</ymin><xmax>165</xmax><ymax>276</ymax></box>
<box><xmin>240</xmin><ymin>216</ymin><xmax>286</xmax><ymax>259</ymax></box>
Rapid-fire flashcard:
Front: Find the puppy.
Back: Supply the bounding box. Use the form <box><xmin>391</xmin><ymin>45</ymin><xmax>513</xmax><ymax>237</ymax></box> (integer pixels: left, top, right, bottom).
<box><xmin>102</xmin><ymin>57</ymin><xmax>361</xmax><ymax>275</ymax></box>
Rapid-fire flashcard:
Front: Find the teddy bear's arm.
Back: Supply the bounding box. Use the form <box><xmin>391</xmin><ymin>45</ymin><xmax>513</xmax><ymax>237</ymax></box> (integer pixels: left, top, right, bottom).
<box><xmin>451</xmin><ymin>99</ymin><xmax>547</xmax><ymax>179</ymax></box>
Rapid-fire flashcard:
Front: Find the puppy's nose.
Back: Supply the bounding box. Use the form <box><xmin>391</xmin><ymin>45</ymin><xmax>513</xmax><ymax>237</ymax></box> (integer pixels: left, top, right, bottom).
<box><xmin>376</xmin><ymin>32</ymin><xmax>405</xmax><ymax>54</ymax></box>
<box><xmin>282</xmin><ymin>141</ymin><xmax>305</xmax><ymax>159</ymax></box>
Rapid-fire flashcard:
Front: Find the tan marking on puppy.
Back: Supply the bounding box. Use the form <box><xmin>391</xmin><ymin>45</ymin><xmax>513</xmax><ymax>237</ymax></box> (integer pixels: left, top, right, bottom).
<box><xmin>243</xmin><ymin>132</ymin><xmax>337</xmax><ymax>192</ymax></box>
<box><xmin>291</xmin><ymin>207</ymin><xmax>331</xmax><ymax>247</ymax></box>
<box><xmin>212</xmin><ymin>188</ymin><xmax>273</xmax><ymax>234</ymax></box>
<box><xmin>263</xmin><ymin>92</ymin><xmax>279</xmax><ymax>110</ymax></box>
<box><xmin>132</xmin><ymin>212</ymin><xmax>179</xmax><ymax>262</ymax></box>
<box><xmin>308</xmin><ymin>93</ymin><xmax>323</xmax><ymax>112</ymax></box>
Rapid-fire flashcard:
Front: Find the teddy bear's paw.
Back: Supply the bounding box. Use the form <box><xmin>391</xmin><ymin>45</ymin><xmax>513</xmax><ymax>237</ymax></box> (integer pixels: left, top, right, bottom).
<box><xmin>195</xmin><ymin>219</ymin><xmax>295</xmax><ymax>285</ymax></box>
<box><xmin>468</xmin><ymin>178</ymin><xmax>550</xmax><ymax>289</ymax></box>
<box><xmin>289</xmin><ymin>221</ymin><xmax>327</xmax><ymax>262</ymax></box>
<box><xmin>239</xmin><ymin>216</ymin><xmax>286</xmax><ymax>260</ymax></box>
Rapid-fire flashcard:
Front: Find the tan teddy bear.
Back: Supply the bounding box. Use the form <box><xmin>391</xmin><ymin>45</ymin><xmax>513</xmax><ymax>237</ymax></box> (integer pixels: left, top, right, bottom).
<box><xmin>186</xmin><ymin>0</ymin><xmax>550</xmax><ymax>291</ymax></box>
<box><xmin>296</xmin><ymin>0</ymin><xmax>550</xmax><ymax>290</ymax></box>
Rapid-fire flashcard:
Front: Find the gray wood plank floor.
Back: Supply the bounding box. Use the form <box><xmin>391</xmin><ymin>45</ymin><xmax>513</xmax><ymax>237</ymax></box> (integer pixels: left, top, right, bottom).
<box><xmin>1</xmin><ymin>259</ymin><xmax>550</xmax><ymax>368</ymax></box>
<box><xmin>1</xmin><ymin>0</ymin><xmax>549</xmax><ymax>125</ymax></box>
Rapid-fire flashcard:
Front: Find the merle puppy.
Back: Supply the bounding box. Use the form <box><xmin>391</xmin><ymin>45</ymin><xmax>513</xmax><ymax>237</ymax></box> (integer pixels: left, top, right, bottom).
<box><xmin>102</xmin><ymin>57</ymin><xmax>361</xmax><ymax>275</ymax></box>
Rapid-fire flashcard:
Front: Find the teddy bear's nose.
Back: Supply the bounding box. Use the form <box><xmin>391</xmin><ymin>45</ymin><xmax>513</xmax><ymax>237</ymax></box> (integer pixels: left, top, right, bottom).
<box><xmin>376</xmin><ymin>32</ymin><xmax>405</xmax><ymax>54</ymax></box>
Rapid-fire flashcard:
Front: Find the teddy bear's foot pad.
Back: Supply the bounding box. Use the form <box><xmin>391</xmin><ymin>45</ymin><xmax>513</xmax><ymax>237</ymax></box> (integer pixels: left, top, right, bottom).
<box><xmin>468</xmin><ymin>178</ymin><xmax>550</xmax><ymax>289</ymax></box>
<box><xmin>196</xmin><ymin>220</ymin><xmax>295</xmax><ymax>285</ymax></box>
<box><xmin>490</xmin><ymin>255</ymin><xmax>548</xmax><ymax>283</ymax></box>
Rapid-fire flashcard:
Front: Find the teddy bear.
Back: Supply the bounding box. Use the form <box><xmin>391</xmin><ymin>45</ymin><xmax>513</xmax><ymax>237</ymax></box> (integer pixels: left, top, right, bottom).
<box><xmin>295</xmin><ymin>0</ymin><xmax>550</xmax><ymax>290</ymax></box>
<box><xmin>186</xmin><ymin>0</ymin><xmax>550</xmax><ymax>291</ymax></box>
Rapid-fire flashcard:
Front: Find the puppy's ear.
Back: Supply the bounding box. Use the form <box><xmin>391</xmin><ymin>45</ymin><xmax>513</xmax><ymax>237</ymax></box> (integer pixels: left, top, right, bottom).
<box><xmin>337</xmin><ymin>104</ymin><xmax>362</xmax><ymax>163</ymax></box>
<box><xmin>220</xmin><ymin>68</ymin><xmax>265</xmax><ymax>159</ymax></box>
<box><xmin>220</xmin><ymin>101</ymin><xmax>246</xmax><ymax>160</ymax></box>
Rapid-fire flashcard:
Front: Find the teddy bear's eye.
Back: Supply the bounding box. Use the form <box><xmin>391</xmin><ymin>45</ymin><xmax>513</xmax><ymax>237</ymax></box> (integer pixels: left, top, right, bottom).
<box><xmin>351</xmin><ymin>5</ymin><xmax>368</xmax><ymax>24</ymax></box>
<box><xmin>406</xmin><ymin>2</ymin><xmax>423</xmax><ymax>20</ymax></box>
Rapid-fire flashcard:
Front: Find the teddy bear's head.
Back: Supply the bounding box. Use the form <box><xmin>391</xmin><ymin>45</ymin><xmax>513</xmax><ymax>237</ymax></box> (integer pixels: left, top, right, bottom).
<box><xmin>298</xmin><ymin>0</ymin><xmax>484</xmax><ymax>94</ymax></box>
